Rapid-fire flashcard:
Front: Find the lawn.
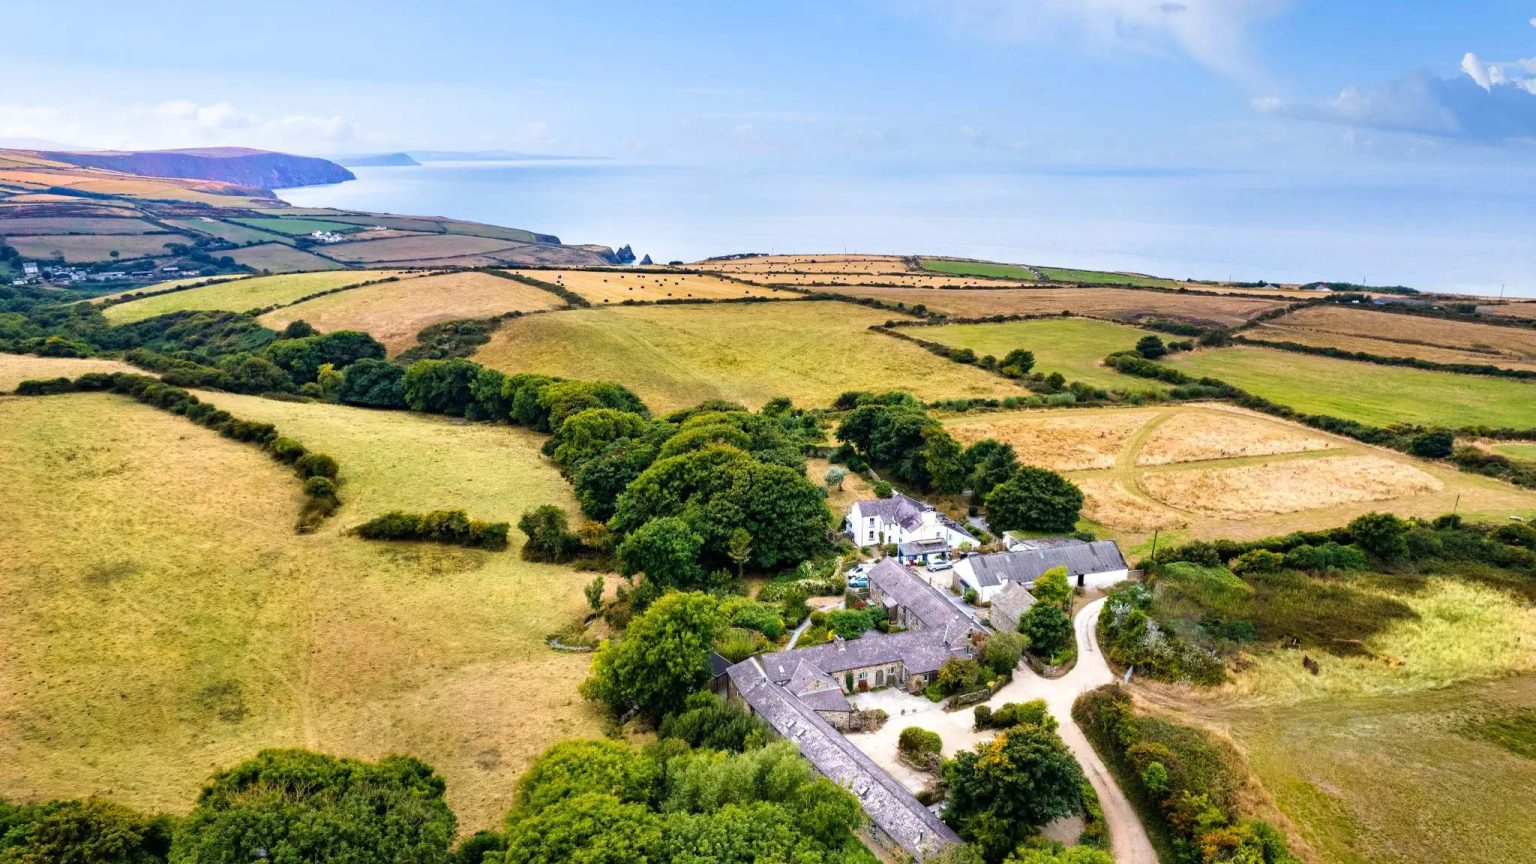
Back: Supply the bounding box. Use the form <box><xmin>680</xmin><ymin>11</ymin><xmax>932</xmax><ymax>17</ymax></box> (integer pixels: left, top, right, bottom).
<box><xmin>473</xmin><ymin>300</ymin><xmax>1024</xmax><ymax>413</ymax></box>
<box><xmin>0</xmin><ymin>392</ymin><xmax>602</xmax><ymax>832</ymax></box>
<box><xmin>918</xmin><ymin>257</ymin><xmax>1039</xmax><ymax>280</ymax></box>
<box><xmin>104</xmin><ymin>270</ymin><xmax>405</xmax><ymax>323</ymax></box>
<box><xmin>918</xmin><ymin>317</ymin><xmax>1166</xmax><ymax>392</ymax></box>
<box><xmin>259</xmin><ymin>271</ymin><xmax>567</xmax><ymax>355</ymax></box>
<box><xmin>1165</xmin><ymin>346</ymin><xmax>1536</xmax><ymax>429</ymax></box>
<box><xmin>1036</xmin><ymin>266</ymin><xmax>1180</xmax><ymax>288</ymax></box>
<box><xmin>229</xmin><ymin>217</ymin><xmax>363</xmax><ymax>236</ymax></box>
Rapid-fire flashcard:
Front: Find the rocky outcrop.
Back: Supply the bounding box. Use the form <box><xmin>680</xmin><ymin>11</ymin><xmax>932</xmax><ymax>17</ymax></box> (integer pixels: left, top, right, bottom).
<box><xmin>33</xmin><ymin>147</ymin><xmax>355</xmax><ymax>190</ymax></box>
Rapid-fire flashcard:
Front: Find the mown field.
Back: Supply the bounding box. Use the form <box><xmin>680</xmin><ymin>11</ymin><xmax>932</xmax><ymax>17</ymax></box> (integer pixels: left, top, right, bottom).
<box><xmin>324</xmin><ymin>234</ymin><xmax>518</xmax><ymax>264</ymax></box>
<box><xmin>104</xmin><ymin>270</ymin><xmax>407</xmax><ymax>323</ymax></box>
<box><xmin>0</xmin><ymin>392</ymin><xmax>602</xmax><ymax>832</ymax></box>
<box><xmin>505</xmin><ymin>269</ymin><xmax>787</xmax><ymax>304</ymax></box>
<box><xmin>474</xmin><ymin>299</ymin><xmax>1023</xmax><ymax>412</ymax></box>
<box><xmin>1165</xmin><ymin>346</ymin><xmax>1536</xmax><ymax>429</ymax></box>
<box><xmin>945</xmin><ymin>403</ymin><xmax>1536</xmax><ymax>544</ymax></box>
<box><xmin>0</xmin><ymin>353</ymin><xmax>140</xmax><ymax>392</ymax></box>
<box><xmin>5</xmin><ymin>233</ymin><xmax>186</xmax><ymax>263</ymax></box>
<box><xmin>229</xmin><ymin>217</ymin><xmax>362</xmax><ymax>236</ymax></box>
<box><xmin>165</xmin><ymin>217</ymin><xmax>294</xmax><ymax>246</ymax></box>
<box><xmin>809</xmin><ymin>285</ymin><xmax>1286</xmax><ymax>328</ymax></box>
<box><xmin>1035</xmin><ymin>265</ymin><xmax>1180</xmax><ymax>288</ymax></box>
<box><xmin>260</xmin><ymin>271</ymin><xmax>567</xmax><ymax>355</ymax></box>
<box><xmin>915</xmin><ymin>316</ymin><xmax>1166</xmax><ymax>392</ymax></box>
<box><xmin>1493</xmin><ymin>442</ymin><xmax>1536</xmax><ymax>461</ymax></box>
<box><xmin>226</xmin><ymin>242</ymin><xmax>346</xmax><ymax>272</ymax></box>
<box><xmin>918</xmin><ymin>258</ymin><xmax>1040</xmax><ymax>280</ymax></box>
<box><xmin>729</xmin><ymin>271</ymin><xmax>1031</xmax><ymax>289</ymax></box>
<box><xmin>1252</xmin><ymin>305</ymin><xmax>1536</xmax><ymax>372</ymax></box>
<box><xmin>1156</xmin><ymin>574</ymin><xmax>1536</xmax><ymax>864</ymax></box>
<box><xmin>0</xmin><ymin>216</ymin><xmax>161</xmax><ymax>234</ymax></box>
<box><xmin>696</xmin><ymin>253</ymin><xmax>911</xmax><ymax>275</ymax></box>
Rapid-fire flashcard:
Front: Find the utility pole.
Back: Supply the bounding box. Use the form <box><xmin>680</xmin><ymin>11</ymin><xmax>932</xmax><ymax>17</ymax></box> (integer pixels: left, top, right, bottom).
<box><xmin>1452</xmin><ymin>493</ymin><xmax>1461</xmax><ymax>516</ymax></box>
<box><xmin>1149</xmin><ymin>528</ymin><xmax>1160</xmax><ymax>565</ymax></box>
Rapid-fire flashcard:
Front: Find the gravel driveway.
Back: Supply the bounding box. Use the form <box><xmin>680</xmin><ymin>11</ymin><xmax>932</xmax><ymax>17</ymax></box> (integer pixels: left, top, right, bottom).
<box><xmin>845</xmin><ymin>598</ymin><xmax>1157</xmax><ymax>863</ymax></box>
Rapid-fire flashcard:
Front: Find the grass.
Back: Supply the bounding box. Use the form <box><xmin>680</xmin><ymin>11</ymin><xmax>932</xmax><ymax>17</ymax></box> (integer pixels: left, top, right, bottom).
<box><xmin>104</xmin><ymin>270</ymin><xmax>404</xmax><ymax>323</ymax></box>
<box><xmin>473</xmin><ymin>300</ymin><xmax>1023</xmax><ymax>413</ymax></box>
<box><xmin>323</xmin><ymin>234</ymin><xmax>517</xmax><ymax>264</ymax></box>
<box><xmin>0</xmin><ymin>392</ymin><xmax>602</xmax><ymax>832</ymax></box>
<box><xmin>917</xmin><ymin>317</ymin><xmax>1167</xmax><ymax>392</ymax></box>
<box><xmin>0</xmin><ymin>353</ymin><xmax>140</xmax><ymax>392</ymax></box>
<box><xmin>1036</xmin><ymin>266</ymin><xmax>1180</xmax><ymax>288</ymax></box>
<box><xmin>1165</xmin><ymin>346</ymin><xmax>1536</xmax><ymax>428</ymax></box>
<box><xmin>229</xmin><ymin>217</ymin><xmax>362</xmax><ymax>236</ymax></box>
<box><xmin>0</xmin><ymin>216</ymin><xmax>161</xmax><ymax>234</ymax></box>
<box><xmin>504</xmin><ymin>269</ymin><xmax>787</xmax><ymax>304</ymax></box>
<box><xmin>165</xmin><ymin>217</ymin><xmax>294</xmax><ymax>247</ymax></box>
<box><xmin>918</xmin><ymin>258</ymin><xmax>1039</xmax><ymax>280</ymax></box>
<box><xmin>1493</xmin><ymin>443</ymin><xmax>1536</xmax><ymax>461</ymax></box>
<box><xmin>258</xmin><ymin>271</ymin><xmax>567</xmax><ymax>355</ymax></box>
<box><xmin>5</xmin><ymin>233</ymin><xmax>186</xmax><ymax>263</ymax></box>
<box><xmin>226</xmin><ymin>242</ymin><xmax>347</xmax><ymax>273</ymax></box>
<box><xmin>806</xmin><ymin>285</ymin><xmax>1286</xmax><ymax>328</ymax></box>
<box><xmin>1252</xmin><ymin>305</ymin><xmax>1536</xmax><ymax>372</ymax></box>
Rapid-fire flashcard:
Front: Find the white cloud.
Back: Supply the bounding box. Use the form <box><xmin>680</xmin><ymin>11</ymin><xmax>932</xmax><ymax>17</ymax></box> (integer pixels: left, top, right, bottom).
<box><xmin>897</xmin><ymin>0</ymin><xmax>1291</xmax><ymax>84</ymax></box>
<box><xmin>0</xmin><ymin>99</ymin><xmax>361</xmax><ymax>153</ymax></box>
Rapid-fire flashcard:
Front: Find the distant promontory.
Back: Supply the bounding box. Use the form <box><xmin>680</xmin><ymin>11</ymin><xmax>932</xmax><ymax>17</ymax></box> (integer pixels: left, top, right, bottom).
<box><xmin>29</xmin><ymin>146</ymin><xmax>355</xmax><ymax>190</ymax></box>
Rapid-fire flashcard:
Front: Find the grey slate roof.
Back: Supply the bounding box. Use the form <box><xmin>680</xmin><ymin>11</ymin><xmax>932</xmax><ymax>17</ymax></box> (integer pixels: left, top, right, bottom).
<box><xmin>855</xmin><ymin>492</ymin><xmax>929</xmax><ymax>531</ymax></box>
<box><xmin>787</xmin><ymin>660</ymin><xmax>852</xmax><ymax>714</ymax></box>
<box><xmin>727</xmin><ymin>658</ymin><xmax>961</xmax><ymax>859</ymax></box>
<box><xmin>967</xmin><ymin>540</ymin><xmax>1127</xmax><ymax>586</ymax></box>
<box><xmin>869</xmin><ymin>558</ymin><xmax>958</xmax><ymax>631</ymax></box>
<box><xmin>988</xmin><ymin>581</ymin><xmax>1037</xmax><ymax>633</ymax></box>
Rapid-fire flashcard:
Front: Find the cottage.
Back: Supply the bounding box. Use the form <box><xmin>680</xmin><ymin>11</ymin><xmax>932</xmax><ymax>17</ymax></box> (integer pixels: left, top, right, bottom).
<box><xmin>953</xmin><ymin>538</ymin><xmax>1128</xmax><ymax>602</ymax></box>
<box><xmin>844</xmin><ymin>493</ymin><xmax>976</xmax><ymax>565</ymax></box>
<box><xmin>988</xmin><ymin>581</ymin><xmax>1038</xmax><ymax>633</ymax></box>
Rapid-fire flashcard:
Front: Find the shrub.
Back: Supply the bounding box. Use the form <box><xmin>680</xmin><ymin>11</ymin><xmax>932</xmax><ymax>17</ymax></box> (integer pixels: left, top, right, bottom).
<box><xmin>825</xmin><ymin>608</ymin><xmax>875</xmax><ymax>640</ymax></box>
<box><xmin>354</xmin><ymin>509</ymin><xmax>510</xmax><ymax>550</ymax></box>
<box><xmin>975</xmin><ymin>699</ymin><xmax>1056</xmax><ymax>731</ymax></box>
<box><xmin>980</xmin><ymin>631</ymin><xmax>1025</xmax><ymax>677</ymax></box>
<box><xmin>899</xmin><ymin>726</ymin><xmax>943</xmax><ymax>757</ymax></box>
<box><xmin>14</xmin><ymin>376</ymin><xmax>74</xmax><ymax>396</ymax></box>
<box><xmin>268</xmin><ymin>436</ymin><xmax>306</xmax><ymax>464</ymax></box>
<box><xmin>1409</xmin><ymin>430</ymin><xmax>1455</xmax><ymax>458</ymax></box>
<box><xmin>1135</xmin><ymin>335</ymin><xmax>1168</xmax><ymax>359</ymax></box>
<box><xmin>873</xmin><ymin>480</ymin><xmax>894</xmax><ymax>498</ymax></box>
<box><xmin>1020</xmin><ymin>603</ymin><xmax>1073</xmax><ymax>661</ymax></box>
<box><xmin>302</xmin><ymin>476</ymin><xmax>336</xmax><ymax>498</ymax></box>
<box><xmin>294</xmin><ymin>452</ymin><xmax>339</xmax><ymax>480</ymax></box>
<box><xmin>1231</xmin><ymin>549</ymin><xmax>1283</xmax><ymax>575</ymax></box>
<box><xmin>518</xmin><ymin>504</ymin><xmax>582</xmax><ymax>562</ymax></box>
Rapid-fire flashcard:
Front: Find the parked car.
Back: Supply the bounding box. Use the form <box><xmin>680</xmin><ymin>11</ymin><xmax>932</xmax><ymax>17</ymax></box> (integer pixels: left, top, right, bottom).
<box><xmin>927</xmin><ymin>560</ymin><xmax>953</xmax><ymax>572</ymax></box>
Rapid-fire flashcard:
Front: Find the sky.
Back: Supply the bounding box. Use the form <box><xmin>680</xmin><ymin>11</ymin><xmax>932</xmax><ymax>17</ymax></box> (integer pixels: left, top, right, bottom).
<box><xmin>3</xmin><ymin>0</ymin><xmax>1534</xmax><ymax>172</ymax></box>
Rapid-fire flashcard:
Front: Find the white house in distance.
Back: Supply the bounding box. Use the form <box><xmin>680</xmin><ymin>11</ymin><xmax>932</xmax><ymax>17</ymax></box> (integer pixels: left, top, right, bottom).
<box><xmin>952</xmin><ymin>537</ymin><xmax>1129</xmax><ymax>603</ymax></box>
<box><xmin>844</xmin><ymin>492</ymin><xmax>977</xmax><ymax>566</ymax></box>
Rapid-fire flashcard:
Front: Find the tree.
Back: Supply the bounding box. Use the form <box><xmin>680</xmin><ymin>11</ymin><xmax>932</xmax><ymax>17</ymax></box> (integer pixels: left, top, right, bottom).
<box><xmin>986</xmin><ymin>468</ymin><xmax>1084</xmax><ymax>534</ymax></box>
<box><xmin>617</xmin><ymin>517</ymin><xmax>707</xmax><ymax>590</ymax></box>
<box><xmin>1135</xmin><ymin>335</ymin><xmax>1168</xmax><ymax>359</ymax></box>
<box><xmin>1031</xmin><ymin>565</ymin><xmax>1072</xmax><ymax>610</ymax></box>
<box><xmin>0</xmin><ymin>797</ymin><xmax>172</xmax><ymax>864</ymax></box>
<box><xmin>502</xmin><ymin>793</ymin><xmax>661</xmax><ymax>864</ymax></box>
<box><xmin>338</xmin><ymin>357</ymin><xmax>407</xmax><ymax>408</ymax></box>
<box><xmin>584</xmin><ymin>575</ymin><xmax>605</xmax><ymax>612</ymax></box>
<box><xmin>923</xmin><ymin>427</ymin><xmax>968</xmax><ymax>494</ymax></box>
<box><xmin>574</xmin><ymin>439</ymin><xmax>658</xmax><ymax>522</ymax></box>
<box><xmin>403</xmin><ymin>358</ymin><xmax>480</xmax><ymax>416</ymax></box>
<box><xmin>518</xmin><ymin>505</ymin><xmax>580</xmax><ymax>563</ymax></box>
<box><xmin>169</xmin><ymin>750</ymin><xmax>456</xmax><ymax>864</ymax></box>
<box><xmin>510</xmin><ymin>739</ymin><xmax>659</xmax><ymax>815</ymax></box>
<box><xmin>1004</xmin><ymin>846</ymin><xmax>1114</xmax><ymax>864</ymax></box>
<box><xmin>450</xmin><ymin>831</ymin><xmax>506</xmax><ymax>864</ymax></box>
<box><xmin>980</xmin><ymin>631</ymin><xmax>1024</xmax><ymax>677</ymax></box>
<box><xmin>1001</xmin><ymin>349</ymin><xmax>1035</xmax><ymax>375</ymax></box>
<box><xmin>1348</xmin><ymin>511</ymin><xmax>1409</xmax><ymax>561</ymax></box>
<box><xmin>824</xmin><ymin>466</ymin><xmax>846</xmax><ymax>490</ymax></box>
<box><xmin>265</xmin><ymin>331</ymin><xmax>385</xmax><ymax>384</ymax></box>
<box><xmin>898</xmin><ymin>727</ymin><xmax>942</xmax><ymax>758</ymax></box>
<box><xmin>962</xmin><ymin>439</ymin><xmax>1019</xmax><ymax>502</ymax></box>
<box><xmin>726</xmin><ymin>527</ymin><xmax>753</xmax><ymax>579</ymax></box>
<box><xmin>1020</xmin><ymin>603</ymin><xmax>1073</xmax><ymax>660</ymax></box>
<box><xmin>943</xmin><ymin>724</ymin><xmax>1086</xmax><ymax>862</ymax></box>
<box><xmin>581</xmin><ymin>591</ymin><xmax>725</xmax><ymax>722</ymax></box>
<box><xmin>825</xmin><ymin>608</ymin><xmax>874</xmax><ymax>640</ymax></box>
<box><xmin>659</xmin><ymin>692</ymin><xmax>771</xmax><ymax>752</ymax></box>
<box><xmin>552</xmin><ymin>409</ymin><xmax>651</xmax><ymax>475</ymax></box>
<box><xmin>219</xmin><ymin>353</ymin><xmax>292</xmax><ymax>394</ymax></box>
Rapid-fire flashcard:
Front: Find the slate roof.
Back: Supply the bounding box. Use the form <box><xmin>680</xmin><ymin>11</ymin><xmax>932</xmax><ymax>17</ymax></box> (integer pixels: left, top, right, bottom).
<box><xmin>727</xmin><ymin>658</ymin><xmax>960</xmax><ymax>859</ymax></box>
<box><xmin>989</xmin><ymin>581</ymin><xmax>1037</xmax><ymax>633</ymax></box>
<box><xmin>787</xmin><ymin>659</ymin><xmax>852</xmax><ymax>714</ymax></box>
<box><xmin>854</xmin><ymin>492</ymin><xmax>929</xmax><ymax>531</ymax></box>
<box><xmin>868</xmin><ymin>558</ymin><xmax>958</xmax><ymax>631</ymax></box>
<box><xmin>964</xmin><ymin>540</ymin><xmax>1127</xmax><ymax>587</ymax></box>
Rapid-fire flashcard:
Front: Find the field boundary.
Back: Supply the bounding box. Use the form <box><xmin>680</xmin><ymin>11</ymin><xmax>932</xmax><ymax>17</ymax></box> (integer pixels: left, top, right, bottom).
<box><xmin>1232</xmin><ymin>333</ymin><xmax>1536</xmax><ymax>382</ymax></box>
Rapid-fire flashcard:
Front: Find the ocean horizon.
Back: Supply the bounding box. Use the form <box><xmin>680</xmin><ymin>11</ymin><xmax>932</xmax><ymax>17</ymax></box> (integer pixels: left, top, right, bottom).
<box><xmin>280</xmin><ymin>159</ymin><xmax>1536</xmax><ymax>298</ymax></box>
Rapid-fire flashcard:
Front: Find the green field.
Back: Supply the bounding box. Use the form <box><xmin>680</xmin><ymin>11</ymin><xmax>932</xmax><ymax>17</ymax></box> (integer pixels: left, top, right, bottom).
<box><xmin>474</xmin><ymin>300</ymin><xmax>1024</xmax><ymax>412</ymax></box>
<box><xmin>919</xmin><ymin>317</ymin><xmax>1166</xmax><ymax>392</ymax></box>
<box><xmin>1166</xmin><ymin>346</ymin><xmax>1536</xmax><ymax>429</ymax></box>
<box><xmin>0</xmin><ymin>392</ymin><xmax>601</xmax><ymax>832</ymax></box>
<box><xmin>166</xmin><ymin>217</ymin><xmax>294</xmax><ymax>246</ymax></box>
<box><xmin>229</xmin><ymin>217</ymin><xmax>363</xmax><ymax>236</ymax></box>
<box><xmin>918</xmin><ymin>258</ymin><xmax>1039</xmax><ymax>280</ymax></box>
<box><xmin>1493</xmin><ymin>443</ymin><xmax>1536</xmax><ymax>462</ymax></box>
<box><xmin>103</xmin><ymin>270</ymin><xmax>404</xmax><ymax>323</ymax></box>
<box><xmin>1037</xmin><ymin>266</ymin><xmax>1180</xmax><ymax>288</ymax></box>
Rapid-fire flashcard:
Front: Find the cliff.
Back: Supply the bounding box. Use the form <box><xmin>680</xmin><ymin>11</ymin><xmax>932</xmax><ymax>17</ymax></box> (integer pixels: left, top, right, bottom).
<box><xmin>335</xmin><ymin>152</ymin><xmax>421</xmax><ymax>168</ymax></box>
<box><xmin>32</xmin><ymin>147</ymin><xmax>355</xmax><ymax>190</ymax></box>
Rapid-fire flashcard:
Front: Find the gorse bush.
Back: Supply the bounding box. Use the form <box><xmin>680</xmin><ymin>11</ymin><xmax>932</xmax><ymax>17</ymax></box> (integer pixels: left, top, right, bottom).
<box><xmin>354</xmin><ymin>509</ymin><xmax>510</xmax><ymax>550</ymax></box>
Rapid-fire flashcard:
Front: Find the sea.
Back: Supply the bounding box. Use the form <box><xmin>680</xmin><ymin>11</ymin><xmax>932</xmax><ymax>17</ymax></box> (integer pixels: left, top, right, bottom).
<box><xmin>278</xmin><ymin>160</ymin><xmax>1536</xmax><ymax>297</ymax></box>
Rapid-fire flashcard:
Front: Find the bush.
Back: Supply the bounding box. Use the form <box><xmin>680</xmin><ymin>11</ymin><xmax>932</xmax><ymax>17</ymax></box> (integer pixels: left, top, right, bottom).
<box><xmin>975</xmin><ymin>699</ymin><xmax>1055</xmax><ymax>731</ymax></box>
<box><xmin>1409</xmin><ymin>430</ymin><xmax>1455</xmax><ymax>458</ymax></box>
<box><xmin>267</xmin><ymin>436</ymin><xmax>306</xmax><ymax>464</ymax></box>
<box><xmin>14</xmin><ymin>376</ymin><xmax>74</xmax><ymax>396</ymax></box>
<box><xmin>294</xmin><ymin>452</ymin><xmax>339</xmax><ymax>480</ymax></box>
<box><xmin>1020</xmin><ymin>603</ymin><xmax>1073</xmax><ymax>661</ymax></box>
<box><xmin>899</xmin><ymin>726</ymin><xmax>943</xmax><ymax>759</ymax></box>
<box><xmin>1135</xmin><ymin>335</ymin><xmax>1168</xmax><ymax>359</ymax></box>
<box><xmin>873</xmin><ymin>480</ymin><xmax>894</xmax><ymax>498</ymax></box>
<box><xmin>301</xmin><ymin>476</ymin><xmax>336</xmax><ymax>498</ymax></box>
<box><xmin>518</xmin><ymin>504</ymin><xmax>583</xmax><ymax>563</ymax></box>
<box><xmin>1230</xmin><ymin>549</ymin><xmax>1283</xmax><ymax>575</ymax></box>
<box><xmin>825</xmin><ymin>608</ymin><xmax>875</xmax><ymax>640</ymax></box>
<box><xmin>354</xmin><ymin>509</ymin><xmax>510</xmax><ymax>550</ymax></box>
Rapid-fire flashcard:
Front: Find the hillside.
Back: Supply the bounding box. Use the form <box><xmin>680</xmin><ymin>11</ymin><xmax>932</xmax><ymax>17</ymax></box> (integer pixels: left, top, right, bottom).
<box><xmin>29</xmin><ymin>147</ymin><xmax>354</xmax><ymax>190</ymax></box>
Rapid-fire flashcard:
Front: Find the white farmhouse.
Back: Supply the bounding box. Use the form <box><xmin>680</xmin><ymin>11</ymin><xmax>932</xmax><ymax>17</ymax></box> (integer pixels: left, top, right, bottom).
<box><xmin>952</xmin><ymin>537</ymin><xmax>1129</xmax><ymax>602</ymax></box>
<box><xmin>844</xmin><ymin>492</ymin><xmax>976</xmax><ymax>565</ymax></box>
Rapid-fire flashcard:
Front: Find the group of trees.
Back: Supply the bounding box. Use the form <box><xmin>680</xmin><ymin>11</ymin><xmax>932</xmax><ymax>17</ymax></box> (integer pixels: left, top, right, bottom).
<box><xmin>833</xmin><ymin>391</ymin><xmax>1084</xmax><ymax>532</ymax></box>
<box><xmin>1016</xmin><ymin>566</ymin><xmax>1075</xmax><ymax>663</ymax></box>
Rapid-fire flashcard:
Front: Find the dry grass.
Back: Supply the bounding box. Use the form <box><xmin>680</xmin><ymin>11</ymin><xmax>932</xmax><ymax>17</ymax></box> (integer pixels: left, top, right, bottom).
<box><xmin>947</xmin><ymin>406</ymin><xmax>1164</xmax><ymax>470</ymax></box>
<box><xmin>730</xmin><ymin>272</ymin><xmax>1034</xmax><ymax>289</ymax></box>
<box><xmin>1075</xmin><ymin>476</ymin><xmax>1185</xmax><ymax>532</ymax></box>
<box><xmin>811</xmin><ymin>457</ymin><xmax>877</xmax><ymax>516</ymax></box>
<box><xmin>92</xmin><ymin>274</ymin><xmax>246</xmax><ymax>304</ymax></box>
<box><xmin>105</xmin><ymin>270</ymin><xmax>406</xmax><ymax>323</ymax></box>
<box><xmin>0</xmin><ymin>216</ymin><xmax>161</xmax><ymax>234</ymax></box>
<box><xmin>0</xmin><ymin>392</ymin><xmax>602</xmax><ymax>832</ymax></box>
<box><xmin>5</xmin><ymin>233</ymin><xmax>186</xmax><ymax>263</ymax></box>
<box><xmin>474</xmin><ymin>300</ymin><xmax>1022</xmax><ymax>413</ymax></box>
<box><xmin>260</xmin><ymin>271</ymin><xmax>567</xmax><ymax>355</ymax></box>
<box><xmin>1479</xmin><ymin>301</ymin><xmax>1536</xmax><ymax>320</ymax></box>
<box><xmin>1254</xmin><ymin>305</ymin><xmax>1536</xmax><ymax>371</ymax></box>
<box><xmin>1140</xmin><ymin>454</ymin><xmax>1443</xmax><ymax>519</ymax></box>
<box><xmin>807</xmin><ymin>285</ymin><xmax>1287</xmax><ymax>328</ymax></box>
<box><xmin>226</xmin><ymin>242</ymin><xmax>347</xmax><ymax>273</ymax></box>
<box><xmin>506</xmin><ymin>269</ymin><xmax>788</xmax><ymax>303</ymax></box>
<box><xmin>697</xmin><ymin>254</ymin><xmax>911</xmax><ymax>275</ymax></box>
<box><xmin>0</xmin><ymin>354</ymin><xmax>140</xmax><ymax>392</ymax></box>
<box><xmin>1137</xmin><ymin>409</ymin><xmax>1336</xmax><ymax>465</ymax></box>
<box><xmin>323</xmin><ymin>234</ymin><xmax>520</xmax><ymax>263</ymax></box>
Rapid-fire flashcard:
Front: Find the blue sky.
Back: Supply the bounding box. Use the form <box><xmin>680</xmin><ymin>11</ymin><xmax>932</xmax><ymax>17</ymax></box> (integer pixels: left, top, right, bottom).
<box><xmin>4</xmin><ymin>0</ymin><xmax>1534</xmax><ymax>174</ymax></box>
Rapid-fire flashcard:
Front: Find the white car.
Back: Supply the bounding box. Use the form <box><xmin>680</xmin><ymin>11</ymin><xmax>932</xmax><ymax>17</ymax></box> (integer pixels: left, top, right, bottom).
<box><xmin>926</xmin><ymin>560</ymin><xmax>953</xmax><ymax>572</ymax></box>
